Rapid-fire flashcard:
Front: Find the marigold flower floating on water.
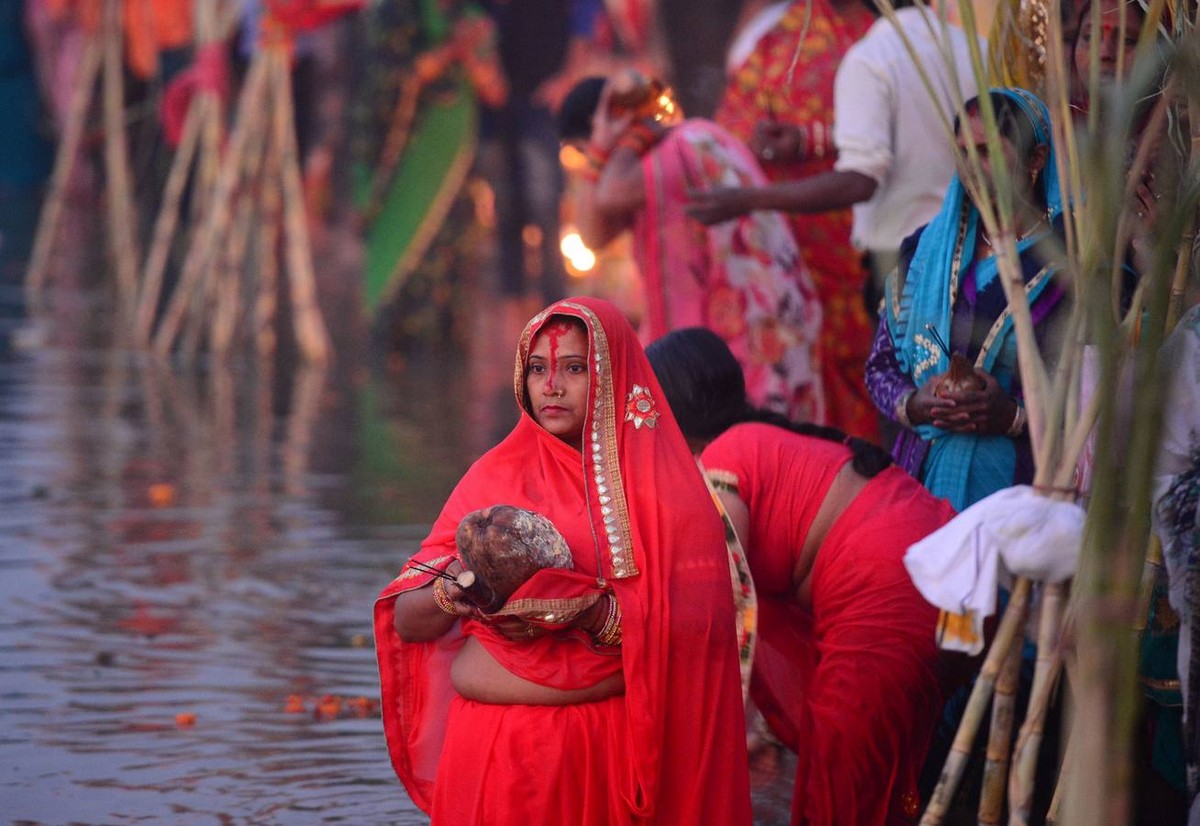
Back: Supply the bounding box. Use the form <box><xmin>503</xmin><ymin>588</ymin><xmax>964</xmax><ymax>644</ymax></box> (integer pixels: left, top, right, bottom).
<box><xmin>174</xmin><ymin>712</ymin><xmax>197</xmax><ymax>728</ymax></box>
<box><xmin>147</xmin><ymin>483</ymin><xmax>177</xmax><ymax>507</ymax></box>
<box><xmin>281</xmin><ymin>694</ymin><xmax>380</xmax><ymax>719</ymax></box>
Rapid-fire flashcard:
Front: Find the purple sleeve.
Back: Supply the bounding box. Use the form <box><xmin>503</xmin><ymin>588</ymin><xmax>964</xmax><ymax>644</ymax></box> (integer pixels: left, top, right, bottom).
<box><xmin>865</xmin><ymin>315</ymin><xmax>916</xmax><ymax>423</ymax></box>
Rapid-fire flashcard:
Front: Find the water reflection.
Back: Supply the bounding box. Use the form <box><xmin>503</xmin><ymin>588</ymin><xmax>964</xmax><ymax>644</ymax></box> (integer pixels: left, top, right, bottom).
<box><xmin>0</xmin><ymin>300</ymin><xmax>795</xmax><ymax>824</ymax></box>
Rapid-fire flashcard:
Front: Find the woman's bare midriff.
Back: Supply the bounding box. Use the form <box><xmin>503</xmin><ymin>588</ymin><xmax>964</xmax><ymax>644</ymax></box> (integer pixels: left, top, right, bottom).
<box><xmin>792</xmin><ymin>461</ymin><xmax>869</xmax><ymax>608</ymax></box>
<box><xmin>451</xmin><ymin>635</ymin><xmax>625</xmax><ymax>705</ymax></box>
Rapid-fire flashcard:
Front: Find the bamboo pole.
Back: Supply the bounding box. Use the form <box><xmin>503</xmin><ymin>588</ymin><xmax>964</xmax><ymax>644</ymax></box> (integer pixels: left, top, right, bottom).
<box><xmin>102</xmin><ymin>0</ymin><xmax>140</xmax><ymax>314</ymax></box>
<box><xmin>25</xmin><ymin>36</ymin><xmax>102</xmax><ymax>304</ymax></box>
<box><xmin>255</xmin><ymin>116</ymin><xmax>284</xmax><ymax>358</ymax></box>
<box><xmin>135</xmin><ymin>93</ymin><xmax>207</xmax><ymax>343</ymax></box>
<box><xmin>921</xmin><ymin>578</ymin><xmax>1033</xmax><ymax>826</ymax></box>
<box><xmin>210</xmin><ymin>86</ymin><xmax>272</xmax><ymax>359</ymax></box>
<box><xmin>268</xmin><ymin>42</ymin><xmax>332</xmax><ymax>366</ymax></box>
<box><xmin>979</xmin><ymin>636</ymin><xmax>1023</xmax><ymax>825</ymax></box>
<box><xmin>153</xmin><ymin>51</ymin><xmax>270</xmax><ymax>356</ymax></box>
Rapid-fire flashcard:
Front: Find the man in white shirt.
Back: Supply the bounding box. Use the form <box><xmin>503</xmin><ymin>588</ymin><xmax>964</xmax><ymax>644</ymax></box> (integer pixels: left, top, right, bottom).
<box><xmin>687</xmin><ymin>0</ymin><xmax>982</xmax><ymax>320</ymax></box>
<box><xmin>835</xmin><ymin>1</ymin><xmax>980</xmax><ymax>312</ymax></box>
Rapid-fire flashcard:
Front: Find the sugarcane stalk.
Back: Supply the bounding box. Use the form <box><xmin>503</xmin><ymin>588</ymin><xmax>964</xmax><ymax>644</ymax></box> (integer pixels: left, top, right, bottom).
<box><xmin>268</xmin><ymin>43</ymin><xmax>332</xmax><ymax>366</ymax></box>
<box><xmin>102</xmin><ymin>0</ymin><xmax>140</xmax><ymax>314</ymax></box>
<box><xmin>26</xmin><ymin>36</ymin><xmax>102</xmax><ymax>304</ymax></box>
<box><xmin>979</xmin><ymin>635</ymin><xmax>1024</xmax><ymax>825</ymax></box>
<box><xmin>1008</xmin><ymin>582</ymin><xmax>1069</xmax><ymax>824</ymax></box>
<box><xmin>1044</xmin><ymin>712</ymin><xmax>1074</xmax><ymax>825</ymax></box>
<box><xmin>921</xmin><ymin>578</ymin><xmax>1033</xmax><ymax>825</ymax></box>
<box><xmin>1164</xmin><ymin>227</ymin><xmax>1195</xmax><ymax>329</ymax></box>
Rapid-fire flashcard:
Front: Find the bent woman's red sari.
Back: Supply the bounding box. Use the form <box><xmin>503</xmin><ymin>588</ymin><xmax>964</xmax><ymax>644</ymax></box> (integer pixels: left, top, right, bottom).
<box><xmin>715</xmin><ymin>0</ymin><xmax>878</xmax><ymax>441</ymax></box>
<box><xmin>703</xmin><ymin>422</ymin><xmax>955</xmax><ymax>825</ymax></box>
<box><xmin>374</xmin><ymin>297</ymin><xmax>752</xmax><ymax>825</ymax></box>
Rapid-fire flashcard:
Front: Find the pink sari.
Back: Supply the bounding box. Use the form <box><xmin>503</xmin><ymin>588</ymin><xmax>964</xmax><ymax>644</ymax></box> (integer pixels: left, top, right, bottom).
<box><xmin>634</xmin><ymin>119</ymin><xmax>826</xmax><ymax>424</ymax></box>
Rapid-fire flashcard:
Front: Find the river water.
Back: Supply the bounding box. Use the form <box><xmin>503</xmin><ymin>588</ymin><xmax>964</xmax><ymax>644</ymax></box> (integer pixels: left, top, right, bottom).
<box><xmin>0</xmin><ymin>279</ymin><xmax>795</xmax><ymax>824</ymax></box>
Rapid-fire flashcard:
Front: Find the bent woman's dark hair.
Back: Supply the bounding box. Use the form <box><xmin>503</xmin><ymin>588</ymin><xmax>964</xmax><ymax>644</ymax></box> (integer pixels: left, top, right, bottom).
<box><xmin>646</xmin><ymin>327</ymin><xmax>892</xmax><ymax>478</ymax></box>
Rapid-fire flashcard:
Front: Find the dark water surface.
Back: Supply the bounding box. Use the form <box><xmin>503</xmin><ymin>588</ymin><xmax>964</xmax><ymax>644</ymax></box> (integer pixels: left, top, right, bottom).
<box><xmin>0</xmin><ymin>288</ymin><xmax>793</xmax><ymax>825</ymax></box>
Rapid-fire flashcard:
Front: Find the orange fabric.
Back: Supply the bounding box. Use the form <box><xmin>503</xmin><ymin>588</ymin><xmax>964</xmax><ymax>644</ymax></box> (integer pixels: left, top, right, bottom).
<box><xmin>123</xmin><ymin>0</ymin><xmax>192</xmax><ymax>79</ymax></box>
<box><xmin>715</xmin><ymin>0</ymin><xmax>879</xmax><ymax>441</ymax></box>
<box><xmin>374</xmin><ymin>297</ymin><xmax>752</xmax><ymax>825</ymax></box>
<box><xmin>703</xmin><ymin>424</ymin><xmax>955</xmax><ymax>825</ymax></box>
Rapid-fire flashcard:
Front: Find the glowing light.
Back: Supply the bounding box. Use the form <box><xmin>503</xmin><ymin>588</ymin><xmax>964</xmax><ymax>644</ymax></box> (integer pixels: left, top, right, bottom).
<box><xmin>560</xmin><ymin>231</ymin><xmax>596</xmax><ymax>275</ymax></box>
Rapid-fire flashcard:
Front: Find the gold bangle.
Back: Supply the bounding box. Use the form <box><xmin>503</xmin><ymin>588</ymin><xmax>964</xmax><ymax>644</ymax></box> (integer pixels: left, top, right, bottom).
<box><xmin>432</xmin><ymin>576</ymin><xmax>458</xmax><ymax>616</ymax></box>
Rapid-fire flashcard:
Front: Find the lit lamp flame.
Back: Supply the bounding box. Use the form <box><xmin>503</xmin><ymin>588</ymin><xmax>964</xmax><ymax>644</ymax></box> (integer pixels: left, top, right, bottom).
<box><xmin>560</xmin><ymin>230</ymin><xmax>596</xmax><ymax>276</ymax></box>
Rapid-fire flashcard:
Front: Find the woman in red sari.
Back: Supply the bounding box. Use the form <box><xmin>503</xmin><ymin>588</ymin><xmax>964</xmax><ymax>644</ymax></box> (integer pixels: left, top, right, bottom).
<box><xmin>558</xmin><ymin>75</ymin><xmax>825</xmax><ymax>425</ymax></box>
<box><xmin>714</xmin><ymin>0</ymin><xmax>879</xmax><ymax>442</ymax></box>
<box><xmin>647</xmin><ymin>326</ymin><xmax>960</xmax><ymax>825</ymax></box>
<box><xmin>374</xmin><ymin>297</ymin><xmax>752</xmax><ymax>825</ymax></box>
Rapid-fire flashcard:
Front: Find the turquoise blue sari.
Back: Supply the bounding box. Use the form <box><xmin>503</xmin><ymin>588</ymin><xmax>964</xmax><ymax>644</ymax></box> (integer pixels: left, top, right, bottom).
<box><xmin>884</xmin><ymin>88</ymin><xmax>1065</xmax><ymax>511</ymax></box>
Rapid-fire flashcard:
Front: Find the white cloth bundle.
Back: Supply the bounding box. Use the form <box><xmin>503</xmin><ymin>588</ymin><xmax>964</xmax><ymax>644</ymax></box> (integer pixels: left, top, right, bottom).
<box><xmin>904</xmin><ymin>485</ymin><xmax>1085</xmax><ymax>654</ymax></box>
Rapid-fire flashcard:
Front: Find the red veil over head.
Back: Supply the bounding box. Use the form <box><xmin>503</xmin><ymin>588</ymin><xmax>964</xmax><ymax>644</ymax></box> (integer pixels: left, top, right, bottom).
<box><xmin>374</xmin><ymin>297</ymin><xmax>751</xmax><ymax>824</ymax></box>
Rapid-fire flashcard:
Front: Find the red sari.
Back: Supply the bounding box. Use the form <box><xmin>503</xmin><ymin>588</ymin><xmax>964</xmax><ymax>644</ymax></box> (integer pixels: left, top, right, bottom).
<box><xmin>374</xmin><ymin>297</ymin><xmax>752</xmax><ymax>825</ymax></box>
<box><xmin>715</xmin><ymin>0</ymin><xmax>879</xmax><ymax>441</ymax></box>
<box><xmin>702</xmin><ymin>422</ymin><xmax>955</xmax><ymax>825</ymax></box>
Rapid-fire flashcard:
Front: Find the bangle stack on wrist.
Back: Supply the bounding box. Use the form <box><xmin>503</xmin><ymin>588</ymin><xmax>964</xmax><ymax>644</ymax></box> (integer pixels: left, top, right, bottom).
<box><xmin>591</xmin><ymin>593</ymin><xmax>623</xmax><ymax>647</ymax></box>
<box><xmin>432</xmin><ymin>576</ymin><xmax>458</xmax><ymax>616</ymax></box>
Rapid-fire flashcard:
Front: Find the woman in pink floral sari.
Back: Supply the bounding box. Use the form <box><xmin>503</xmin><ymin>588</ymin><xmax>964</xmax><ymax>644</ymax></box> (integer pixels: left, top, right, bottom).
<box><xmin>558</xmin><ymin>75</ymin><xmax>825</xmax><ymax>423</ymax></box>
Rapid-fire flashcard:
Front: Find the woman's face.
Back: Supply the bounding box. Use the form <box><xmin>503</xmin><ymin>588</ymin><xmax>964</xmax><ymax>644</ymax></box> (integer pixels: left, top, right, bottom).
<box><xmin>525</xmin><ymin>320</ymin><xmax>590</xmax><ymax>447</ymax></box>
<box><xmin>1074</xmin><ymin>0</ymin><xmax>1145</xmax><ymax>85</ymax></box>
<box><xmin>956</xmin><ymin>111</ymin><xmax>1046</xmax><ymax>215</ymax></box>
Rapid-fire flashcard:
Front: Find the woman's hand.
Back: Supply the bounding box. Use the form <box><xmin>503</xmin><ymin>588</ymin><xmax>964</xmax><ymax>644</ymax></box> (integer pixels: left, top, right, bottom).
<box><xmin>749</xmin><ymin>120</ymin><xmax>803</xmax><ymax>165</ymax></box>
<box><xmin>905</xmin><ymin>377</ymin><xmax>951</xmax><ymax>428</ymax></box>
<box><xmin>686</xmin><ymin>187</ymin><xmax>754</xmax><ymax>225</ymax></box>
<box><xmin>914</xmin><ymin>370</ymin><xmax>1017</xmax><ymax>434</ymax></box>
<box><xmin>589</xmin><ymin>82</ymin><xmax>635</xmax><ymax>155</ymax></box>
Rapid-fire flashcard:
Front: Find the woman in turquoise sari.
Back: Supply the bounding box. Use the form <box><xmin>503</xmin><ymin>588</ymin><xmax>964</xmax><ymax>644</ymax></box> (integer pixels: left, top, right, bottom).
<box><xmin>865</xmin><ymin>88</ymin><xmax>1069</xmax><ymax>511</ymax></box>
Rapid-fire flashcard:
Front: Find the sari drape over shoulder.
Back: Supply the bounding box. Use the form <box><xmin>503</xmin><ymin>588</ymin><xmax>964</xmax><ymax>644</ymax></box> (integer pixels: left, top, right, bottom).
<box><xmin>635</xmin><ymin>119</ymin><xmax>825</xmax><ymax>425</ymax></box>
<box><xmin>375</xmin><ymin>297</ymin><xmax>752</xmax><ymax>825</ymax></box>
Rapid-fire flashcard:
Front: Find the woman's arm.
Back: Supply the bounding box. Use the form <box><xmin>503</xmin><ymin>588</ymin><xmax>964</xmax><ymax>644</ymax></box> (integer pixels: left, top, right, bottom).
<box><xmin>392</xmin><ymin>559</ymin><xmax>476</xmax><ymax>643</ymax></box>
<box><xmin>685</xmin><ymin>170</ymin><xmax>877</xmax><ymax>226</ymax></box>
<box><xmin>576</xmin><ymin>146</ymin><xmax>643</xmax><ymax>250</ymax></box>
<box><xmin>864</xmin><ymin>314</ymin><xmax>917</xmax><ymax>425</ymax></box>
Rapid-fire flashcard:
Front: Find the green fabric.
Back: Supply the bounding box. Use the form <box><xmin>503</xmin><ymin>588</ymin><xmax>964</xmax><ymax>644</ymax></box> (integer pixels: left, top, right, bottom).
<box><xmin>354</xmin><ymin>82</ymin><xmax>476</xmax><ymax>316</ymax></box>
